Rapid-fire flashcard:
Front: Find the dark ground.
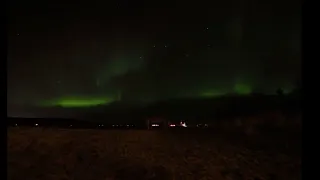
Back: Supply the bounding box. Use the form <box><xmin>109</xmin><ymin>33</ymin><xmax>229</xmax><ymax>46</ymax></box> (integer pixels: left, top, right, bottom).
<box><xmin>7</xmin><ymin>127</ymin><xmax>301</xmax><ymax>180</ymax></box>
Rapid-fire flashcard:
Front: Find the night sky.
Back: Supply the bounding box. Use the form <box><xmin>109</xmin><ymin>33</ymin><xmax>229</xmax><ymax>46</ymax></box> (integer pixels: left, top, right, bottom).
<box><xmin>7</xmin><ymin>0</ymin><xmax>301</xmax><ymax>116</ymax></box>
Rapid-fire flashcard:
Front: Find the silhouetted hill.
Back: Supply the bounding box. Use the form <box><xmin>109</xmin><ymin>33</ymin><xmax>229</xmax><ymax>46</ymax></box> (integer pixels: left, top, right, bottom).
<box><xmin>139</xmin><ymin>94</ymin><xmax>300</xmax><ymax>118</ymax></box>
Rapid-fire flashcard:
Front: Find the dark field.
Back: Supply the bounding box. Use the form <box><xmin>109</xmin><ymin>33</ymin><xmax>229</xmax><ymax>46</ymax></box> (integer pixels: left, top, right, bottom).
<box><xmin>8</xmin><ymin>128</ymin><xmax>301</xmax><ymax>180</ymax></box>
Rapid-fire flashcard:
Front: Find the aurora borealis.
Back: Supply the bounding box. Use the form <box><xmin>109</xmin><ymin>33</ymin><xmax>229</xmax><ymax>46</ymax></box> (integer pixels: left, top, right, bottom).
<box><xmin>7</xmin><ymin>0</ymin><xmax>301</xmax><ymax>114</ymax></box>
<box><xmin>39</xmin><ymin>96</ymin><xmax>115</xmax><ymax>107</ymax></box>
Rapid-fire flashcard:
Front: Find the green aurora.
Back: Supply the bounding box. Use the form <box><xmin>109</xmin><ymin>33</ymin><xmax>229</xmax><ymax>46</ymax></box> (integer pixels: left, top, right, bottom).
<box><xmin>233</xmin><ymin>83</ymin><xmax>252</xmax><ymax>95</ymax></box>
<box><xmin>40</xmin><ymin>96</ymin><xmax>115</xmax><ymax>107</ymax></box>
<box><xmin>199</xmin><ymin>90</ymin><xmax>226</xmax><ymax>97</ymax></box>
<box><xmin>36</xmin><ymin>83</ymin><xmax>296</xmax><ymax>108</ymax></box>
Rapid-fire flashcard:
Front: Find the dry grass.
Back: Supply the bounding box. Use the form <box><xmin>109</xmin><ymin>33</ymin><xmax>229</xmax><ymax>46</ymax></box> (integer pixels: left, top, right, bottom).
<box><xmin>8</xmin><ymin>128</ymin><xmax>301</xmax><ymax>180</ymax></box>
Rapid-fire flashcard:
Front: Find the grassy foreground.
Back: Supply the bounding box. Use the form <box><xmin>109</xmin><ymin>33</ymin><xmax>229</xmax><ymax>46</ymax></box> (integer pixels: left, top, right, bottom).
<box><xmin>7</xmin><ymin>128</ymin><xmax>301</xmax><ymax>180</ymax></box>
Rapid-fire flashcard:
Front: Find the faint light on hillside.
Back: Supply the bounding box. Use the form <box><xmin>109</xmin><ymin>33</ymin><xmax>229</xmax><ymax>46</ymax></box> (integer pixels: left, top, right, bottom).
<box><xmin>35</xmin><ymin>124</ymin><xmax>39</xmax><ymax>127</ymax></box>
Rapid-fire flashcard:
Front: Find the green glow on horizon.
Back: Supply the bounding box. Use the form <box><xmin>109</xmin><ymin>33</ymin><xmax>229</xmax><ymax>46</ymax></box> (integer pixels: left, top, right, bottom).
<box><xmin>56</xmin><ymin>99</ymin><xmax>111</xmax><ymax>107</ymax></box>
<box><xmin>40</xmin><ymin>96</ymin><xmax>115</xmax><ymax>107</ymax></box>
<box><xmin>234</xmin><ymin>83</ymin><xmax>252</xmax><ymax>94</ymax></box>
<box><xmin>199</xmin><ymin>90</ymin><xmax>225</xmax><ymax>97</ymax></box>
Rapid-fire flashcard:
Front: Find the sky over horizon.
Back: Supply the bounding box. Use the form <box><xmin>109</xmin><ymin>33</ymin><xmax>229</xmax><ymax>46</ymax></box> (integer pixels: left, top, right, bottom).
<box><xmin>7</xmin><ymin>0</ymin><xmax>301</xmax><ymax>114</ymax></box>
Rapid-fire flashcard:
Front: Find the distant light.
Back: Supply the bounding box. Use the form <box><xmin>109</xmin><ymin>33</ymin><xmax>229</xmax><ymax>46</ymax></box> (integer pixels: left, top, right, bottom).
<box><xmin>164</xmin><ymin>45</ymin><xmax>167</xmax><ymax>48</ymax></box>
<box><xmin>153</xmin><ymin>45</ymin><xmax>156</xmax><ymax>48</ymax></box>
<box><xmin>17</xmin><ymin>33</ymin><xmax>19</xmax><ymax>36</ymax></box>
<box><xmin>98</xmin><ymin>125</ymin><xmax>101</xmax><ymax>127</ymax></box>
<box><xmin>180</xmin><ymin>121</ymin><xmax>187</xmax><ymax>127</ymax></box>
<box><xmin>169</xmin><ymin>124</ymin><xmax>176</xmax><ymax>127</ymax></box>
<box><xmin>140</xmin><ymin>56</ymin><xmax>142</xmax><ymax>59</ymax></box>
<box><xmin>206</xmin><ymin>27</ymin><xmax>209</xmax><ymax>30</ymax></box>
<box><xmin>35</xmin><ymin>124</ymin><xmax>39</xmax><ymax>127</ymax></box>
<box><xmin>112</xmin><ymin>125</ymin><xmax>115</xmax><ymax>127</ymax></box>
<box><xmin>70</xmin><ymin>125</ymin><xmax>73</xmax><ymax>127</ymax></box>
<box><xmin>127</xmin><ymin>125</ymin><xmax>129</xmax><ymax>127</ymax></box>
<box><xmin>101</xmin><ymin>124</ymin><xmax>104</xmax><ymax>127</ymax></box>
<box><xmin>151</xmin><ymin>124</ymin><xmax>159</xmax><ymax>127</ymax></box>
<box><xmin>15</xmin><ymin>124</ymin><xmax>18</xmax><ymax>127</ymax></box>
